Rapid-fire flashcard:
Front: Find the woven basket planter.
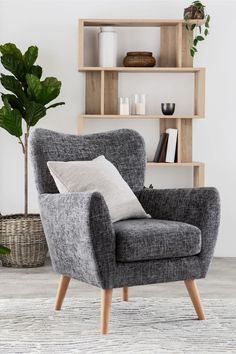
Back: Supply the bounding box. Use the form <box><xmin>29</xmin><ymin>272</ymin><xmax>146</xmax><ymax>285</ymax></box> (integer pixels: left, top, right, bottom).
<box><xmin>0</xmin><ymin>214</ymin><xmax>48</xmax><ymax>268</ymax></box>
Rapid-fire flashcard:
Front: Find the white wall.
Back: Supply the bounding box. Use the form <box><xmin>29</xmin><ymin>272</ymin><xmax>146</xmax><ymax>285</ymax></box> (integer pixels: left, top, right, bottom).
<box><xmin>0</xmin><ymin>0</ymin><xmax>235</xmax><ymax>256</ymax></box>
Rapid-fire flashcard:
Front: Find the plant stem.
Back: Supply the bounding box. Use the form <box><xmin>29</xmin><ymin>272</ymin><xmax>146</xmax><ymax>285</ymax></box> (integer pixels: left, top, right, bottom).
<box><xmin>18</xmin><ymin>137</ymin><xmax>25</xmax><ymax>154</ymax></box>
<box><xmin>24</xmin><ymin>126</ymin><xmax>29</xmax><ymax>217</ymax></box>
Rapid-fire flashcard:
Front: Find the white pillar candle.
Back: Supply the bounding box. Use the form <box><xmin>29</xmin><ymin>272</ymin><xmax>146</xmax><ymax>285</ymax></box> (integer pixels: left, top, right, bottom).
<box><xmin>135</xmin><ymin>102</ymin><xmax>145</xmax><ymax>115</ymax></box>
<box><xmin>119</xmin><ymin>97</ymin><xmax>130</xmax><ymax>115</ymax></box>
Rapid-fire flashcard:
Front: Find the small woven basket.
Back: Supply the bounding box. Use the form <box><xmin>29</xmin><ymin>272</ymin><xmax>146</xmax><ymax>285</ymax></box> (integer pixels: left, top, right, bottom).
<box><xmin>0</xmin><ymin>214</ymin><xmax>48</xmax><ymax>268</ymax></box>
<box><xmin>123</xmin><ymin>51</ymin><xmax>156</xmax><ymax>67</ymax></box>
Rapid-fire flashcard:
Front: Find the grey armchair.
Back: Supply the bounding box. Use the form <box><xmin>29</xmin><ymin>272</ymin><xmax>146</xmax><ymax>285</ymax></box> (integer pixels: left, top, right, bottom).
<box><xmin>30</xmin><ymin>128</ymin><xmax>220</xmax><ymax>334</ymax></box>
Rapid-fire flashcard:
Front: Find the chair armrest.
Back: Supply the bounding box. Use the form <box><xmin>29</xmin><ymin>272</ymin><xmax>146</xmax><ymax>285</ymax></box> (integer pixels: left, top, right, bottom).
<box><xmin>137</xmin><ymin>187</ymin><xmax>221</xmax><ymax>277</ymax></box>
<box><xmin>39</xmin><ymin>192</ymin><xmax>116</xmax><ymax>289</ymax></box>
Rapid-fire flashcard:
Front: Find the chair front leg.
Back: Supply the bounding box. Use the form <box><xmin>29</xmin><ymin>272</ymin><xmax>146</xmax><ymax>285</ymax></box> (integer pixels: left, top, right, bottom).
<box><xmin>122</xmin><ymin>287</ymin><xmax>129</xmax><ymax>301</ymax></box>
<box><xmin>55</xmin><ymin>275</ymin><xmax>71</xmax><ymax>311</ymax></box>
<box><xmin>101</xmin><ymin>289</ymin><xmax>113</xmax><ymax>334</ymax></box>
<box><xmin>184</xmin><ymin>279</ymin><xmax>206</xmax><ymax>320</ymax></box>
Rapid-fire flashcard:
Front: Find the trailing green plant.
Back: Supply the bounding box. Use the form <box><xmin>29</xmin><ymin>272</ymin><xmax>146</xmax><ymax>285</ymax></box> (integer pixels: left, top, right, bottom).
<box><xmin>0</xmin><ymin>43</ymin><xmax>65</xmax><ymax>216</ymax></box>
<box><xmin>184</xmin><ymin>1</ymin><xmax>210</xmax><ymax>57</ymax></box>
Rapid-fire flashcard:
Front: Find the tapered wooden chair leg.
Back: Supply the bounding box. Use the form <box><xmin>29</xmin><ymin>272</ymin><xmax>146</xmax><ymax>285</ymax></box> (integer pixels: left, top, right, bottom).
<box><xmin>55</xmin><ymin>275</ymin><xmax>71</xmax><ymax>311</ymax></box>
<box><xmin>184</xmin><ymin>279</ymin><xmax>206</xmax><ymax>320</ymax></box>
<box><xmin>122</xmin><ymin>287</ymin><xmax>129</xmax><ymax>301</ymax></box>
<box><xmin>101</xmin><ymin>289</ymin><xmax>113</xmax><ymax>334</ymax></box>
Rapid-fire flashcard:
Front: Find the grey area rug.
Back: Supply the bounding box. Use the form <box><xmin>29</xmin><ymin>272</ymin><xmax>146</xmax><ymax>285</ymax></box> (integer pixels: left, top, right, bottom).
<box><xmin>0</xmin><ymin>297</ymin><xmax>236</xmax><ymax>354</ymax></box>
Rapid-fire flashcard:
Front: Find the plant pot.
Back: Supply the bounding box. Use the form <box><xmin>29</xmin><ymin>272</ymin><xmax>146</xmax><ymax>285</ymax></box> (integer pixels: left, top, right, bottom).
<box><xmin>0</xmin><ymin>214</ymin><xmax>48</xmax><ymax>268</ymax></box>
<box><xmin>184</xmin><ymin>5</ymin><xmax>205</xmax><ymax>20</ymax></box>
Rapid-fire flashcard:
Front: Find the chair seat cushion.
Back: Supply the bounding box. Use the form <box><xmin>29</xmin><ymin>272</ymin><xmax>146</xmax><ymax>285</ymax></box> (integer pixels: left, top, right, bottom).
<box><xmin>114</xmin><ymin>219</ymin><xmax>201</xmax><ymax>262</ymax></box>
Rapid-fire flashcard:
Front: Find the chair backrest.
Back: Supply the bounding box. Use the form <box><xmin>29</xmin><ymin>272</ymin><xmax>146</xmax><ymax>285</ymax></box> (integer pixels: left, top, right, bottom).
<box><xmin>30</xmin><ymin>128</ymin><xmax>146</xmax><ymax>194</ymax></box>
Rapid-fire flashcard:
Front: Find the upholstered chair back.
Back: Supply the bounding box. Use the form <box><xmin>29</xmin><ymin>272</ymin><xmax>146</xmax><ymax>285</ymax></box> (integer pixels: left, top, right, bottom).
<box><xmin>30</xmin><ymin>128</ymin><xmax>146</xmax><ymax>194</ymax></box>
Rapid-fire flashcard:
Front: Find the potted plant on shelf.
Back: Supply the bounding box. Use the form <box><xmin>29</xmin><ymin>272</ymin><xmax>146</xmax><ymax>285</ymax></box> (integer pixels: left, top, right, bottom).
<box><xmin>0</xmin><ymin>43</ymin><xmax>64</xmax><ymax>267</ymax></box>
<box><xmin>184</xmin><ymin>1</ymin><xmax>210</xmax><ymax>57</ymax></box>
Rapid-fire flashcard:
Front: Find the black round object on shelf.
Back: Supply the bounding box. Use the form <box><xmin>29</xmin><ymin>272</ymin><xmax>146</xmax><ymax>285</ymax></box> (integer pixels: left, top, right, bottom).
<box><xmin>161</xmin><ymin>103</ymin><xmax>175</xmax><ymax>115</ymax></box>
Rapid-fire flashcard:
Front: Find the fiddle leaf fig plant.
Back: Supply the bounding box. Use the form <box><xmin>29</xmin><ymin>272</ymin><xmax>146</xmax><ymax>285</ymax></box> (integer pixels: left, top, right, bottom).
<box><xmin>184</xmin><ymin>1</ymin><xmax>210</xmax><ymax>57</ymax></box>
<box><xmin>0</xmin><ymin>43</ymin><xmax>65</xmax><ymax>216</ymax></box>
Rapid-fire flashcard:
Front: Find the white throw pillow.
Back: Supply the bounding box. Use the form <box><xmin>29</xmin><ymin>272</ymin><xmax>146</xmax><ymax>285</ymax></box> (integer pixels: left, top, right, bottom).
<box><xmin>47</xmin><ymin>155</ymin><xmax>150</xmax><ymax>223</ymax></box>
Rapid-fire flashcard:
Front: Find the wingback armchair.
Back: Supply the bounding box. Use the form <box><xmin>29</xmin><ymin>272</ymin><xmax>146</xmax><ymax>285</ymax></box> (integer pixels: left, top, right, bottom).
<box><xmin>30</xmin><ymin>128</ymin><xmax>220</xmax><ymax>334</ymax></box>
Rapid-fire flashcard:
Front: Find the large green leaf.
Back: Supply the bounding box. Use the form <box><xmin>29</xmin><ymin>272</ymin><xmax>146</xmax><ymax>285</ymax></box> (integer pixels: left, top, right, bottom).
<box><xmin>26</xmin><ymin>74</ymin><xmax>61</xmax><ymax>105</ymax></box>
<box><xmin>1</xmin><ymin>93</ymin><xmax>25</xmax><ymax>115</ymax></box>
<box><xmin>23</xmin><ymin>46</ymin><xmax>38</xmax><ymax>70</ymax></box>
<box><xmin>0</xmin><ymin>43</ymin><xmax>22</xmax><ymax>60</ymax></box>
<box><xmin>0</xmin><ymin>245</ymin><xmax>11</xmax><ymax>254</ymax></box>
<box><xmin>0</xmin><ymin>74</ymin><xmax>26</xmax><ymax>102</ymax></box>
<box><xmin>46</xmin><ymin>101</ymin><xmax>65</xmax><ymax>110</ymax></box>
<box><xmin>39</xmin><ymin>77</ymin><xmax>61</xmax><ymax>105</ymax></box>
<box><xmin>1</xmin><ymin>54</ymin><xmax>25</xmax><ymax>81</ymax></box>
<box><xmin>0</xmin><ymin>99</ymin><xmax>22</xmax><ymax>137</ymax></box>
<box><xmin>26</xmin><ymin>73</ymin><xmax>41</xmax><ymax>101</ymax></box>
<box><xmin>30</xmin><ymin>65</ymin><xmax>42</xmax><ymax>79</ymax></box>
<box><xmin>24</xmin><ymin>101</ymin><xmax>46</xmax><ymax>126</ymax></box>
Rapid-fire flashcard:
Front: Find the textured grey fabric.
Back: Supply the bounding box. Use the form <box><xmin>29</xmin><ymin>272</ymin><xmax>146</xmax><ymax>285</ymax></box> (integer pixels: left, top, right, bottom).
<box><xmin>137</xmin><ymin>187</ymin><xmax>221</xmax><ymax>278</ymax></box>
<box><xmin>31</xmin><ymin>128</ymin><xmax>220</xmax><ymax>290</ymax></box>
<box><xmin>114</xmin><ymin>219</ymin><xmax>201</xmax><ymax>262</ymax></box>
<box><xmin>39</xmin><ymin>192</ymin><xmax>116</xmax><ymax>288</ymax></box>
<box><xmin>30</xmin><ymin>128</ymin><xmax>146</xmax><ymax>194</ymax></box>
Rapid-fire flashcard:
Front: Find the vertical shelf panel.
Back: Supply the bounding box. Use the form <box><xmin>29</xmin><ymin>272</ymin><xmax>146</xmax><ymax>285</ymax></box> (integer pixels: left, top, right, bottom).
<box><xmin>160</xmin><ymin>26</ymin><xmax>177</xmax><ymax>67</ymax></box>
<box><xmin>194</xmin><ymin>164</ymin><xmax>205</xmax><ymax>187</ymax></box>
<box><xmin>104</xmin><ymin>72</ymin><xmax>118</xmax><ymax>114</ymax></box>
<box><xmin>182</xmin><ymin>26</ymin><xmax>193</xmax><ymax>67</ymax></box>
<box><xmin>176</xmin><ymin>24</ymin><xmax>182</xmax><ymax>67</ymax></box>
<box><xmin>79</xmin><ymin>19</ymin><xmax>84</xmax><ymax>67</ymax></box>
<box><xmin>85</xmin><ymin>72</ymin><xmax>101</xmax><ymax>114</ymax></box>
<box><xmin>179</xmin><ymin>119</ymin><xmax>192</xmax><ymax>162</ymax></box>
<box><xmin>101</xmin><ymin>70</ymin><xmax>105</xmax><ymax>115</ymax></box>
<box><xmin>195</xmin><ymin>69</ymin><xmax>205</xmax><ymax>117</ymax></box>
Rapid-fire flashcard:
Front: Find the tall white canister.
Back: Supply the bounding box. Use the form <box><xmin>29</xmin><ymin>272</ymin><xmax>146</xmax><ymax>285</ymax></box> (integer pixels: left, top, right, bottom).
<box><xmin>98</xmin><ymin>27</ymin><xmax>117</xmax><ymax>67</ymax></box>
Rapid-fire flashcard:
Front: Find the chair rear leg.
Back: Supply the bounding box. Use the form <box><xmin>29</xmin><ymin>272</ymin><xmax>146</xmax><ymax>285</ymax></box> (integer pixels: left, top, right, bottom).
<box><xmin>101</xmin><ymin>289</ymin><xmax>113</xmax><ymax>334</ymax></box>
<box><xmin>184</xmin><ymin>279</ymin><xmax>206</xmax><ymax>320</ymax></box>
<box><xmin>55</xmin><ymin>275</ymin><xmax>71</xmax><ymax>311</ymax></box>
<box><xmin>122</xmin><ymin>287</ymin><xmax>129</xmax><ymax>301</ymax></box>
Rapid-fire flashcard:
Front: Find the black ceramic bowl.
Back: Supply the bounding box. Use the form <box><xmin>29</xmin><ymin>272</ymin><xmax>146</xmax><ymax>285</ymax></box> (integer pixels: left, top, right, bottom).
<box><xmin>161</xmin><ymin>103</ymin><xmax>175</xmax><ymax>115</ymax></box>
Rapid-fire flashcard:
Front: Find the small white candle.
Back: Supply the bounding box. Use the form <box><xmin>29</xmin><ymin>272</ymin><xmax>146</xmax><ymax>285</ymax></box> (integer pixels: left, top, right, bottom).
<box><xmin>135</xmin><ymin>102</ymin><xmax>145</xmax><ymax>115</ymax></box>
<box><xmin>119</xmin><ymin>97</ymin><xmax>130</xmax><ymax>115</ymax></box>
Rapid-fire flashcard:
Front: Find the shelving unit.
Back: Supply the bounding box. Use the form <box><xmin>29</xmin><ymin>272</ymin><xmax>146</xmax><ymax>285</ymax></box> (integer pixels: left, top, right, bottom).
<box><xmin>78</xmin><ymin>18</ymin><xmax>206</xmax><ymax>187</ymax></box>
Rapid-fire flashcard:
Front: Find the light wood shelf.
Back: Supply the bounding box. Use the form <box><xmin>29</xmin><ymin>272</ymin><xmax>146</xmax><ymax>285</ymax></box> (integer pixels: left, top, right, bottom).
<box><xmin>147</xmin><ymin>162</ymin><xmax>204</xmax><ymax>167</ymax></box>
<box><xmin>78</xmin><ymin>18</ymin><xmax>206</xmax><ymax>187</ymax></box>
<box><xmin>80</xmin><ymin>114</ymin><xmax>201</xmax><ymax>119</ymax></box>
<box><xmin>82</xmin><ymin>19</ymin><xmax>206</xmax><ymax>27</ymax></box>
<box><xmin>79</xmin><ymin>67</ymin><xmax>204</xmax><ymax>73</ymax></box>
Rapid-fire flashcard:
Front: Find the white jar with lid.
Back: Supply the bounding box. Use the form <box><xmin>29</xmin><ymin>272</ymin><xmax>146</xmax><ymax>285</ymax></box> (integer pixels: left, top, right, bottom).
<box><xmin>98</xmin><ymin>26</ymin><xmax>117</xmax><ymax>67</ymax></box>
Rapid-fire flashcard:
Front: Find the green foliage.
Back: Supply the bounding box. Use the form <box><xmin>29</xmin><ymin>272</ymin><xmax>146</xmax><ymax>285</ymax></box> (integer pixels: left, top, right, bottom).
<box><xmin>23</xmin><ymin>46</ymin><xmax>38</xmax><ymax>70</ymax></box>
<box><xmin>0</xmin><ymin>43</ymin><xmax>65</xmax><ymax>139</ymax></box>
<box><xmin>24</xmin><ymin>101</ymin><xmax>46</xmax><ymax>126</ymax></box>
<box><xmin>26</xmin><ymin>74</ymin><xmax>62</xmax><ymax>105</ymax></box>
<box><xmin>0</xmin><ymin>98</ymin><xmax>22</xmax><ymax>137</ymax></box>
<box><xmin>0</xmin><ymin>244</ymin><xmax>11</xmax><ymax>254</ymax></box>
<box><xmin>184</xmin><ymin>1</ymin><xmax>210</xmax><ymax>57</ymax></box>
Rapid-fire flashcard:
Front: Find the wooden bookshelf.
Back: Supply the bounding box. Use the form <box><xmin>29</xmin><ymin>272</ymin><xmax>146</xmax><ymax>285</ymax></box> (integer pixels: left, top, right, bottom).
<box><xmin>78</xmin><ymin>18</ymin><xmax>206</xmax><ymax>187</ymax></box>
